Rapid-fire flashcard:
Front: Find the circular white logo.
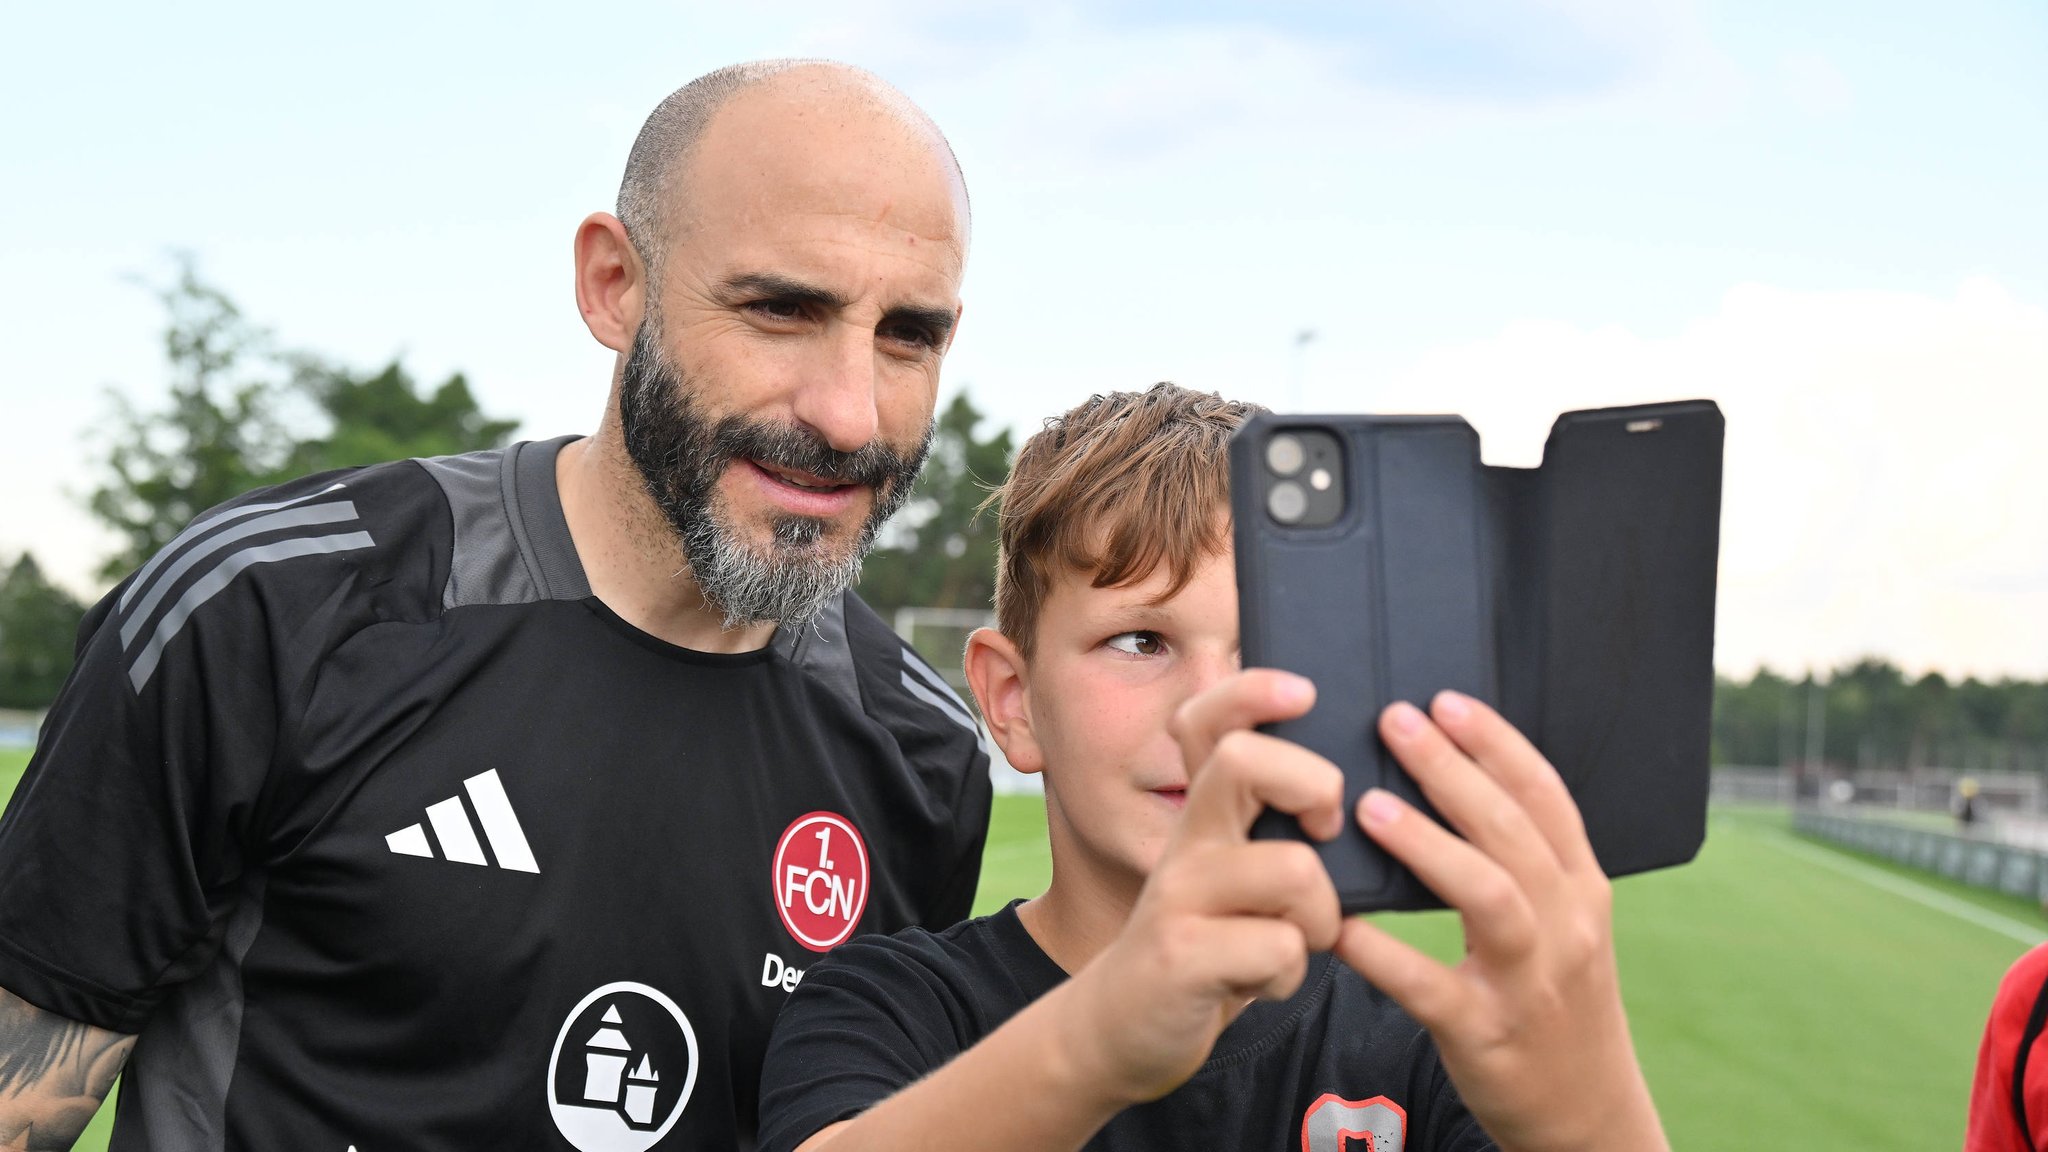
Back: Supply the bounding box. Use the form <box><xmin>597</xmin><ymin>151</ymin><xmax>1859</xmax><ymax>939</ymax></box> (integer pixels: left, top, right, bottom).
<box><xmin>771</xmin><ymin>811</ymin><xmax>871</xmax><ymax>952</ymax></box>
<box><xmin>546</xmin><ymin>982</ymin><xmax>699</xmax><ymax>1152</ymax></box>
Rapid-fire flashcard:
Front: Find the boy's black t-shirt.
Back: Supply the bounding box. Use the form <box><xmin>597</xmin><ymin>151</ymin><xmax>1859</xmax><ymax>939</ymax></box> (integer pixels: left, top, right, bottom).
<box><xmin>758</xmin><ymin>901</ymin><xmax>1495</xmax><ymax>1152</ymax></box>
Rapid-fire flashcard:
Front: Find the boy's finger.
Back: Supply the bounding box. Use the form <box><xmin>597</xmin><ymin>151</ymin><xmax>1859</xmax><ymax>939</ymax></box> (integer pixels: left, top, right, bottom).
<box><xmin>1330</xmin><ymin>918</ymin><xmax>1465</xmax><ymax>1032</ymax></box>
<box><xmin>1429</xmin><ymin>691</ymin><xmax>1600</xmax><ymax>879</ymax></box>
<box><xmin>1181</xmin><ymin>916</ymin><xmax>1317</xmax><ymax>1003</ymax></box>
<box><xmin>1354</xmin><ymin>787</ymin><xmax>1538</xmax><ymax>960</ymax></box>
<box><xmin>1168</xmin><ymin>669</ymin><xmax>1315</xmax><ymax>772</ymax></box>
<box><xmin>1163</xmin><ymin>840</ymin><xmax>1343</xmax><ymax>950</ymax></box>
<box><xmin>1378</xmin><ymin>702</ymin><xmax>1562</xmax><ymax>896</ymax></box>
<box><xmin>1176</xmin><ymin>730</ymin><xmax>1345</xmax><ymax>846</ymax></box>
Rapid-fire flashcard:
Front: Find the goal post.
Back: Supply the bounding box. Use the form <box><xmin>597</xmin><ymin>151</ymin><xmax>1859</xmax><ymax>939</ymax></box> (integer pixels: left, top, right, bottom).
<box><xmin>891</xmin><ymin>607</ymin><xmax>1041</xmax><ymax>795</ymax></box>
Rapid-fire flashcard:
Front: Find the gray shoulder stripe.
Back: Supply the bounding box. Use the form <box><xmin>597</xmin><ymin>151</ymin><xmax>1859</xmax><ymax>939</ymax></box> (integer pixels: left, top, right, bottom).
<box><xmin>119</xmin><ymin>483</ymin><xmax>347</xmax><ymax>611</ymax></box>
<box><xmin>119</xmin><ymin>501</ymin><xmax>362</xmax><ymax>650</ymax></box>
<box><xmin>901</xmin><ymin>648</ymin><xmax>972</xmax><ymax>711</ymax></box>
<box><xmin>127</xmin><ymin>531</ymin><xmax>376</xmax><ymax>692</ymax></box>
<box><xmin>899</xmin><ymin>670</ymin><xmax>978</xmax><ymax>736</ymax></box>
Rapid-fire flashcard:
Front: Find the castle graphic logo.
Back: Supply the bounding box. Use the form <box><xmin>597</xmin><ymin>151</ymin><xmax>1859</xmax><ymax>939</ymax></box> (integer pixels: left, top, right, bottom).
<box><xmin>547</xmin><ymin>982</ymin><xmax>699</xmax><ymax>1152</ymax></box>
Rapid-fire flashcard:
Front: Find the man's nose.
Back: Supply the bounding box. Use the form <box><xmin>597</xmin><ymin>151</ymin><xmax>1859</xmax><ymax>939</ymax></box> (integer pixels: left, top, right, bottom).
<box><xmin>789</xmin><ymin>323</ymin><xmax>881</xmax><ymax>454</ymax></box>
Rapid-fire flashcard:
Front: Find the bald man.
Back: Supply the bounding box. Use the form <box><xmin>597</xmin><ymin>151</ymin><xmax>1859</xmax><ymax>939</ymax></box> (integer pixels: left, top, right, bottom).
<box><xmin>0</xmin><ymin>61</ymin><xmax>991</xmax><ymax>1151</ymax></box>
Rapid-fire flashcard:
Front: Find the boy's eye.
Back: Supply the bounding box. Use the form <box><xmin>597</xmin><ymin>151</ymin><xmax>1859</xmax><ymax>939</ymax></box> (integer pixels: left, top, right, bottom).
<box><xmin>1105</xmin><ymin>631</ymin><xmax>1166</xmax><ymax>657</ymax></box>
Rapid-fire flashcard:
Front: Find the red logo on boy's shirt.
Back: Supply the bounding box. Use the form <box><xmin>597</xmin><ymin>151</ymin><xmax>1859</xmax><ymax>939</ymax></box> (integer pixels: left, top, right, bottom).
<box><xmin>772</xmin><ymin>811</ymin><xmax>870</xmax><ymax>952</ymax></box>
<box><xmin>1301</xmin><ymin>1093</ymin><xmax>1406</xmax><ymax>1152</ymax></box>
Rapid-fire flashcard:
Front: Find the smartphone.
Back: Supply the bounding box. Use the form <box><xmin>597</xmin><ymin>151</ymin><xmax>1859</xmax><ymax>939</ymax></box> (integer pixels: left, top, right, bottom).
<box><xmin>1231</xmin><ymin>400</ymin><xmax>1724</xmax><ymax>913</ymax></box>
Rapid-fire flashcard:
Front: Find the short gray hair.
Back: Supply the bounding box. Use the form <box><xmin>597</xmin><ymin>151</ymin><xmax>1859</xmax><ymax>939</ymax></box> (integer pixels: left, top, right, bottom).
<box><xmin>615</xmin><ymin>59</ymin><xmax>967</xmax><ymax>286</ymax></box>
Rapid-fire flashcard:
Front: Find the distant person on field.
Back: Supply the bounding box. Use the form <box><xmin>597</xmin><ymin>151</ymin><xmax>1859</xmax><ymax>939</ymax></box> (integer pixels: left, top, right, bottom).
<box><xmin>1968</xmin><ymin>942</ymin><xmax>2048</xmax><ymax>1151</ymax></box>
<box><xmin>757</xmin><ymin>383</ymin><xmax>1669</xmax><ymax>1152</ymax></box>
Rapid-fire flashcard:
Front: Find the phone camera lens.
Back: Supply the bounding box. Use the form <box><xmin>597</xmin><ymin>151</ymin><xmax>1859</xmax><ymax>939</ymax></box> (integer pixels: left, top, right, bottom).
<box><xmin>1265</xmin><ymin>434</ymin><xmax>1305</xmax><ymax>477</ymax></box>
<box><xmin>1267</xmin><ymin>481</ymin><xmax>1308</xmax><ymax>524</ymax></box>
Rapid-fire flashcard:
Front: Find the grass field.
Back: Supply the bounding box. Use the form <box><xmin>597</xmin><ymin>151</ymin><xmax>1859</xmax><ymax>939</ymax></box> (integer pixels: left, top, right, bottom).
<box><xmin>971</xmin><ymin>794</ymin><xmax>2033</xmax><ymax>1151</ymax></box>
<box><xmin>1</xmin><ymin>749</ymin><xmax>119</xmax><ymax>1150</ymax></box>
<box><xmin>4</xmin><ymin>749</ymin><xmax>2033</xmax><ymax>1150</ymax></box>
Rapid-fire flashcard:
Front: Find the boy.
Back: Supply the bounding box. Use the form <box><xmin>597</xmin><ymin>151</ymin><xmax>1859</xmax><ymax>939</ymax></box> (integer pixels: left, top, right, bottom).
<box><xmin>758</xmin><ymin>384</ymin><xmax>1668</xmax><ymax>1152</ymax></box>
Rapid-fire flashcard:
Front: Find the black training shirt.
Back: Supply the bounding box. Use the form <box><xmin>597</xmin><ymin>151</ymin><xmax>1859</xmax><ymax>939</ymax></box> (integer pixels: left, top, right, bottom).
<box><xmin>758</xmin><ymin>901</ymin><xmax>1494</xmax><ymax>1152</ymax></box>
<box><xmin>0</xmin><ymin>437</ymin><xmax>992</xmax><ymax>1151</ymax></box>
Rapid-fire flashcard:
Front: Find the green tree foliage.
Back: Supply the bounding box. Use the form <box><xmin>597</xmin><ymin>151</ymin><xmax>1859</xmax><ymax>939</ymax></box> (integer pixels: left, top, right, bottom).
<box><xmin>88</xmin><ymin>261</ymin><xmax>516</xmax><ymax>579</ymax></box>
<box><xmin>89</xmin><ymin>260</ymin><xmax>293</xmax><ymax>579</ymax></box>
<box><xmin>856</xmin><ymin>391</ymin><xmax>1013</xmax><ymax>618</ymax></box>
<box><xmin>1713</xmin><ymin>658</ymin><xmax>2048</xmax><ymax>773</ymax></box>
<box><xmin>285</xmin><ymin>362</ymin><xmax>518</xmax><ymax>477</ymax></box>
<box><xmin>0</xmin><ymin>555</ymin><xmax>88</xmax><ymax>710</ymax></box>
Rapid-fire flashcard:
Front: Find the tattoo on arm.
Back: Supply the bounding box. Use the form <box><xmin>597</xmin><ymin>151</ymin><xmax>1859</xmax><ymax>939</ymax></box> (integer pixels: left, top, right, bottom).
<box><xmin>0</xmin><ymin>989</ymin><xmax>135</xmax><ymax>1151</ymax></box>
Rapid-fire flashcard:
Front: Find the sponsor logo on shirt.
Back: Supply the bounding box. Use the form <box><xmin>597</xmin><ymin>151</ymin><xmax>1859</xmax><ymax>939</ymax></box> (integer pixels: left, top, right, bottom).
<box><xmin>772</xmin><ymin>811</ymin><xmax>870</xmax><ymax>952</ymax></box>
<box><xmin>547</xmin><ymin>982</ymin><xmax>699</xmax><ymax>1152</ymax></box>
<box><xmin>1300</xmin><ymin>1093</ymin><xmax>1406</xmax><ymax>1152</ymax></box>
<box><xmin>384</xmin><ymin>769</ymin><xmax>540</xmax><ymax>873</ymax></box>
<box><xmin>761</xmin><ymin>952</ymin><xmax>806</xmax><ymax>993</ymax></box>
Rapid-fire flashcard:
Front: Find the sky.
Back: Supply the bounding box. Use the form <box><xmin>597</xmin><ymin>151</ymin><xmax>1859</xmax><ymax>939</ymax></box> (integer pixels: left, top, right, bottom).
<box><xmin>2</xmin><ymin>0</ymin><xmax>2044</xmax><ymax>680</ymax></box>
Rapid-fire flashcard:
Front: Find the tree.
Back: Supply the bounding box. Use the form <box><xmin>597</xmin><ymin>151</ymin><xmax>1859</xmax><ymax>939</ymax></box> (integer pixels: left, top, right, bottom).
<box><xmin>0</xmin><ymin>555</ymin><xmax>88</xmax><ymax>710</ymax></box>
<box><xmin>284</xmin><ymin>361</ymin><xmax>518</xmax><ymax>476</ymax></box>
<box><xmin>856</xmin><ymin>390</ymin><xmax>1013</xmax><ymax>618</ymax></box>
<box><xmin>88</xmin><ymin>262</ymin><xmax>516</xmax><ymax>578</ymax></box>
<box><xmin>89</xmin><ymin>259</ymin><xmax>293</xmax><ymax>579</ymax></box>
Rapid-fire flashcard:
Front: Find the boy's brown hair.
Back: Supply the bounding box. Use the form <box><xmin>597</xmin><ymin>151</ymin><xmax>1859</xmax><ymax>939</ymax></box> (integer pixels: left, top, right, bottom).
<box><xmin>991</xmin><ymin>383</ymin><xmax>1261</xmax><ymax>656</ymax></box>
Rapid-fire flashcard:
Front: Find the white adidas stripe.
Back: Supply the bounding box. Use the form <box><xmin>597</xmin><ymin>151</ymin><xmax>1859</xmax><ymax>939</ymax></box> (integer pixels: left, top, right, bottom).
<box><xmin>465</xmin><ymin>770</ymin><xmax>539</xmax><ymax>873</ymax></box>
<box><xmin>426</xmin><ymin>796</ymin><xmax>488</xmax><ymax>865</ymax></box>
<box><xmin>385</xmin><ymin>770</ymin><xmax>541</xmax><ymax>873</ymax></box>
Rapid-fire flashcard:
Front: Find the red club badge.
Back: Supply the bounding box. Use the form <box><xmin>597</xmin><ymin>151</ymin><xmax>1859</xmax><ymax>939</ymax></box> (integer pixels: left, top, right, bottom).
<box><xmin>772</xmin><ymin>812</ymin><xmax>871</xmax><ymax>952</ymax></box>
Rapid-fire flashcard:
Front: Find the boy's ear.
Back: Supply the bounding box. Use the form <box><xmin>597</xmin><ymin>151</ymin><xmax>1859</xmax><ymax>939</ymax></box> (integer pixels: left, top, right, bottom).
<box><xmin>963</xmin><ymin>627</ymin><xmax>1044</xmax><ymax>775</ymax></box>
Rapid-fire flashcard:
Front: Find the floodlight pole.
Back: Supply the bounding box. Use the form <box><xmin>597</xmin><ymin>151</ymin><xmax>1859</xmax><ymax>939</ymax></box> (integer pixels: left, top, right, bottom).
<box><xmin>1290</xmin><ymin>330</ymin><xmax>1316</xmax><ymax>412</ymax></box>
<box><xmin>1804</xmin><ymin>677</ymin><xmax>1826</xmax><ymax>784</ymax></box>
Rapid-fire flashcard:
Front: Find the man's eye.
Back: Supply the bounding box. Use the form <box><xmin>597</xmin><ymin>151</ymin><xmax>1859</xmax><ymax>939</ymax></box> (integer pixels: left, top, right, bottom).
<box><xmin>749</xmin><ymin>299</ymin><xmax>804</xmax><ymax>321</ymax></box>
<box><xmin>883</xmin><ymin>322</ymin><xmax>937</xmax><ymax>348</ymax></box>
<box><xmin>1105</xmin><ymin>632</ymin><xmax>1165</xmax><ymax>657</ymax></box>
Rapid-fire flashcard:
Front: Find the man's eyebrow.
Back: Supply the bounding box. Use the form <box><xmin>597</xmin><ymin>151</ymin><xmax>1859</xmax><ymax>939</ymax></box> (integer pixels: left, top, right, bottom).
<box><xmin>715</xmin><ymin>273</ymin><xmax>851</xmax><ymax>310</ymax></box>
<box><xmin>882</xmin><ymin>303</ymin><xmax>958</xmax><ymax>340</ymax></box>
<box><xmin>717</xmin><ymin>272</ymin><xmax>955</xmax><ymax>338</ymax></box>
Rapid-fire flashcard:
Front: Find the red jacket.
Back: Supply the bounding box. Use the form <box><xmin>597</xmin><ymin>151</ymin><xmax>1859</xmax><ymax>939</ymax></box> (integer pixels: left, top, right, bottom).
<box><xmin>1969</xmin><ymin>943</ymin><xmax>2048</xmax><ymax>1152</ymax></box>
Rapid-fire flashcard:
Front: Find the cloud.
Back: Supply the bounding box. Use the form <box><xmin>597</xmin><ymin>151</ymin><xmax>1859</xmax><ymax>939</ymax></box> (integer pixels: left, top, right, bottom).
<box><xmin>1374</xmin><ymin>278</ymin><xmax>2048</xmax><ymax>680</ymax></box>
<box><xmin>785</xmin><ymin>0</ymin><xmax>1742</xmax><ymax>175</ymax></box>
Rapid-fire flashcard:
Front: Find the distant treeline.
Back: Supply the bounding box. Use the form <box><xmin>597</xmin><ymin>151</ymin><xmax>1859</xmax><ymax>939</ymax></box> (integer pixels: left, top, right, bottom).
<box><xmin>1714</xmin><ymin>659</ymin><xmax>2048</xmax><ymax>775</ymax></box>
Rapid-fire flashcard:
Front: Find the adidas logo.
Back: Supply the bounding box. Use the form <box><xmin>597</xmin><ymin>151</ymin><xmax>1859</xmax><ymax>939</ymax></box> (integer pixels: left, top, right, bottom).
<box><xmin>386</xmin><ymin>769</ymin><xmax>540</xmax><ymax>873</ymax></box>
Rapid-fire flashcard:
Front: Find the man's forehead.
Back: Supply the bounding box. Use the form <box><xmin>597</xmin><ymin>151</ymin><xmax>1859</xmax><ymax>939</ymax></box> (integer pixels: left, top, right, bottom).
<box><xmin>679</xmin><ymin>79</ymin><xmax>966</xmax><ymax>246</ymax></box>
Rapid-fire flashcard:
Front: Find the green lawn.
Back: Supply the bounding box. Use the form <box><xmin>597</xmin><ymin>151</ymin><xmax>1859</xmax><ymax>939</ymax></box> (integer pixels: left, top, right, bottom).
<box><xmin>5</xmin><ymin>755</ymin><xmax>2028</xmax><ymax>1151</ymax></box>
<box><xmin>0</xmin><ymin>748</ymin><xmax>119</xmax><ymax>1150</ymax></box>
<box><xmin>972</xmin><ymin>795</ymin><xmax>2031</xmax><ymax>1151</ymax></box>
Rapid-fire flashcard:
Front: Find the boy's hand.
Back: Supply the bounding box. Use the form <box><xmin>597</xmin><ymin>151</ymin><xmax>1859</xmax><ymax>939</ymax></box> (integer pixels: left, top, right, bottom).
<box><xmin>1335</xmin><ymin>691</ymin><xmax>1668</xmax><ymax>1152</ymax></box>
<box><xmin>1062</xmin><ymin>669</ymin><xmax>1347</xmax><ymax>1105</ymax></box>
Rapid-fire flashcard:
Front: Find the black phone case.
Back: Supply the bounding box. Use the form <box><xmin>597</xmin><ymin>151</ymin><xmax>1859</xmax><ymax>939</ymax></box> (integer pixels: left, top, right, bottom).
<box><xmin>1232</xmin><ymin>399</ymin><xmax>1724</xmax><ymax>913</ymax></box>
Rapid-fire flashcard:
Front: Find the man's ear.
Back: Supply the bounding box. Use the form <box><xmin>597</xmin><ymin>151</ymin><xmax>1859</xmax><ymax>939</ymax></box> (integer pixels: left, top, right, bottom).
<box><xmin>964</xmin><ymin>627</ymin><xmax>1043</xmax><ymax>774</ymax></box>
<box><xmin>574</xmin><ymin>212</ymin><xmax>645</xmax><ymax>355</ymax></box>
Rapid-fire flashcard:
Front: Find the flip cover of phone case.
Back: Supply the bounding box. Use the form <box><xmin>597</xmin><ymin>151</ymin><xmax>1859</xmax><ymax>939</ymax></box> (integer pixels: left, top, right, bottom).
<box><xmin>1233</xmin><ymin>399</ymin><xmax>1723</xmax><ymax>912</ymax></box>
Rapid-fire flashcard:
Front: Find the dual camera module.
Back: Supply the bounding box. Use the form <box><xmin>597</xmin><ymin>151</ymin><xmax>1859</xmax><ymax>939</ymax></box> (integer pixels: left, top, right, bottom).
<box><xmin>1260</xmin><ymin>428</ymin><xmax>1345</xmax><ymax>528</ymax></box>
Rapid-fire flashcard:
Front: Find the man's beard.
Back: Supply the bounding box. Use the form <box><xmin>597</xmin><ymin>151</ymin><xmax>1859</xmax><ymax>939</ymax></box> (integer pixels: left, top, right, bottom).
<box><xmin>617</xmin><ymin>323</ymin><xmax>932</xmax><ymax>631</ymax></box>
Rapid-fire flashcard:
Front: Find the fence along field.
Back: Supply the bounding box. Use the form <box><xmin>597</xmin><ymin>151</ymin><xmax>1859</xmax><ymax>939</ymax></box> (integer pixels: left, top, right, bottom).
<box><xmin>0</xmin><ymin>749</ymin><xmax>2034</xmax><ymax>1151</ymax></box>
